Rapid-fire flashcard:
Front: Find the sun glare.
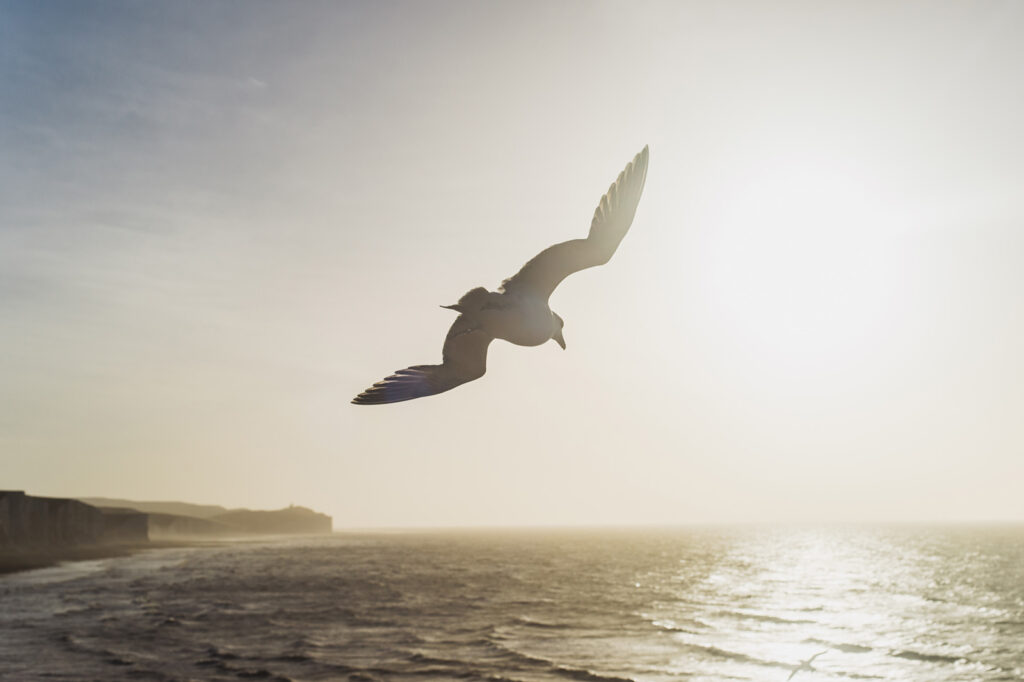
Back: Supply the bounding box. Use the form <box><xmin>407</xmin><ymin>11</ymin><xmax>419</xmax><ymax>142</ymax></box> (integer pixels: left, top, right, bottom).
<box><xmin>702</xmin><ymin>154</ymin><xmax>905</xmax><ymax>388</ymax></box>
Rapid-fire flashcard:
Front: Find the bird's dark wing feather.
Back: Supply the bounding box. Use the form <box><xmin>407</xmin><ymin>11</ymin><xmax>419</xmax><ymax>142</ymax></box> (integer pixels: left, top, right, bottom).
<box><xmin>351</xmin><ymin>315</ymin><xmax>494</xmax><ymax>405</ymax></box>
<box><xmin>500</xmin><ymin>145</ymin><xmax>648</xmax><ymax>300</ymax></box>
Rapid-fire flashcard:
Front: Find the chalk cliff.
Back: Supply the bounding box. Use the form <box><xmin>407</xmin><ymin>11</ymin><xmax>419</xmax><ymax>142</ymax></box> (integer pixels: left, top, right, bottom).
<box><xmin>79</xmin><ymin>498</ymin><xmax>334</xmax><ymax>537</ymax></box>
<box><xmin>0</xmin><ymin>491</ymin><xmax>104</xmax><ymax>547</ymax></box>
<box><xmin>98</xmin><ymin>507</ymin><xmax>150</xmax><ymax>543</ymax></box>
<box><xmin>1</xmin><ymin>492</ymin><xmax>333</xmax><ymax>550</ymax></box>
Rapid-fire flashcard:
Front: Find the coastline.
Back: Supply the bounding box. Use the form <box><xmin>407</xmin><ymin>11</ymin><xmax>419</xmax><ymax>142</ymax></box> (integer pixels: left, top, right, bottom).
<box><xmin>0</xmin><ymin>540</ymin><xmax>202</xmax><ymax>576</ymax></box>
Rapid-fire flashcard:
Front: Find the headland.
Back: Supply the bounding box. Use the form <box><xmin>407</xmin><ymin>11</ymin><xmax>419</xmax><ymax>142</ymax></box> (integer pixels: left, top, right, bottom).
<box><xmin>0</xmin><ymin>490</ymin><xmax>332</xmax><ymax>575</ymax></box>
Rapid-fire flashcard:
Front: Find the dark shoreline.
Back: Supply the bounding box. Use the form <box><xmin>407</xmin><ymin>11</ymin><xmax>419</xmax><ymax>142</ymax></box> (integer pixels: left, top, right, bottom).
<box><xmin>0</xmin><ymin>541</ymin><xmax>202</xmax><ymax>576</ymax></box>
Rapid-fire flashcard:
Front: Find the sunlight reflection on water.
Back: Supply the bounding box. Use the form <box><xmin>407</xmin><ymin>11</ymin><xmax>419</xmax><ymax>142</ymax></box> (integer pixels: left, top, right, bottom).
<box><xmin>1</xmin><ymin>527</ymin><xmax>1021</xmax><ymax>681</ymax></box>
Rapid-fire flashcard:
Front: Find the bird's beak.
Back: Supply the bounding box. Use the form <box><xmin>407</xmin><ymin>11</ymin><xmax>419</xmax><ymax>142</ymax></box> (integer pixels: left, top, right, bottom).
<box><xmin>553</xmin><ymin>329</ymin><xmax>566</xmax><ymax>350</ymax></box>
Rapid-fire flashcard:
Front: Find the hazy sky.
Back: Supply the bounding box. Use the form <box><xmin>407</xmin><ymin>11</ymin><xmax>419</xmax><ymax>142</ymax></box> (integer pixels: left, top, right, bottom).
<box><xmin>3</xmin><ymin>1</ymin><xmax>1023</xmax><ymax>526</ymax></box>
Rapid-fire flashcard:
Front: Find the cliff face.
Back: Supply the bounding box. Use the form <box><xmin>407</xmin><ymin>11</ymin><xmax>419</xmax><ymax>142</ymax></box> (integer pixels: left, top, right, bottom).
<box><xmin>211</xmin><ymin>506</ymin><xmax>332</xmax><ymax>535</ymax></box>
<box><xmin>0</xmin><ymin>491</ymin><xmax>104</xmax><ymax>547</ymax></box>
<box><xmin>86</xmin><ymin>500</ymin><xmax>333</xmax><ymax>537</ymax></box>
<box><xmin>78</xmin><ymin>498</ymin><xmax>229</xmax><ymax>519</ymax></box>
<box><xmin>147</xmin><ymin>513</ymin><xmax>233</xmax><ymax>539</ymax></box>
<box><xmin>2</xmin><ymin>492</ymin><xmax>333</xmax><ymax>551</ymax></box>
<box><xmin>98</xmin><ymin>508</ymin><xmax>149</xmax><ymax>543</ymax></box>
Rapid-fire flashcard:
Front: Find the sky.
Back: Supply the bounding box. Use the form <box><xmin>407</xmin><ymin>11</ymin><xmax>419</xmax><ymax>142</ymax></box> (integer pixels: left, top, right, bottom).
<box><xmin>2</xmin><ymin>0</ymin><xmax>1024</xmax><ymax>527</ymax></box>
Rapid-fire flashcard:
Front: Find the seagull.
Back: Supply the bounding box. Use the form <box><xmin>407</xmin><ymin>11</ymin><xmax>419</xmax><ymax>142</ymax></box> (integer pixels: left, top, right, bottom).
<box><xmin>786</xmin><ymin>650</ymin><xmax>827</xmax><ymax>680</ymax></box>
<box><xmin>352</xmin><ymin>145</ymin><xmax>649</xmax><ymax>405</ymax></box>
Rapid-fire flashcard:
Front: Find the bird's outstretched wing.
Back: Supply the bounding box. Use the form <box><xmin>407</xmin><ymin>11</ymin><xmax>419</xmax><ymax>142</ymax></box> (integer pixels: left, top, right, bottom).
<box><xmin>351</xmin><ymin>315</ymin><xmax>494</xmax><ymax>405</ymax></box>
<box><xmin>787</xmin><ymin>650</ymin><xmax>828</xmax><ymax>680</ymax></box>
<box><xmin>500</xmin><ymin>145</ymin><xmax>649</xmax><ymax>301</ymax></box>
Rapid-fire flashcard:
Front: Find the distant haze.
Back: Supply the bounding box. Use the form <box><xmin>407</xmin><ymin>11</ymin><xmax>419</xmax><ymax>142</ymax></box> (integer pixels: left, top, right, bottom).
<box><xmin>3</xmin><ymin>1</ymin><xmax>1023</xmax><ymax>526</ymax></box>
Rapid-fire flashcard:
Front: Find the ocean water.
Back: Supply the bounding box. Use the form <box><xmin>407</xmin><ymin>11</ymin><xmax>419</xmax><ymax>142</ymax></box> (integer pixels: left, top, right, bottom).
<box><xmin>1</xmin><ymin>526</ymin><xmax>1022</xmax><ymax>681</ymax></box>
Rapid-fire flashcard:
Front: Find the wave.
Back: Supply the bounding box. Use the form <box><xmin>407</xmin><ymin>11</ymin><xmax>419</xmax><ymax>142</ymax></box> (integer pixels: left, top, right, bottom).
<box><xmin>804</xmin><ymin>638</ymin><xmax>873</xmax><ymax>654</ymax></box>
<box><xmin>892</xmin><ymin>649</ymin><xmax>965</xmax><ymax>664</ymax></box>
<box><xmin>406</xmin><ymin>651</ymin><xmax>469</xmax><ymax>667</ymax></box>
<box><xmin>204</xmin><ymin>644</ymin><xmax>242</xmax><ymax>661</ymax></box>
<box><xmin>268</xmin><ymin>636</ymin><xmax>318</xmax><ymax>665</ymax></box>
<box><xmin>678</xmin><ymin>641</ymin><xmax>793</xmax><ymax>671</ymax></box>
<box><xmin>53</xmin><ymin>633</ymin><xmax>187</xmax><ymax>681</ymax></box>
<box><xmin>233</xmin><ymin>669</ymin><xmax>294</xmax><ymax>681</ymax></box>
<box><xmin>511</xmin><ymin>615</ymin><xmax>575</xmax><ymax>630</ymax></box>
<box><xmin>716</xmin><ymin>610</ymin><xmax>816</xmax><ymax>625</ymax></box>
<box><xmin>680</xmin><ymin>641</ymin><xmax>885</xmax><ymax>680</ymax></box>
<box><xmin>405</xmin><ymin>643</ymin><xmax>636</xmax><ymax>682</ymax></box>
<box><xmin>195</xmin><ymin>656</ymin><xmax>295</xmax><ymax>681</ymax></box>
<box><xmin>482</xmin><ymin>638</ymin><xmax>637</xmax><ymax>682</ymax></box>
<box><xmin>15</xmin><ymin>531</ymin><xmax>1024</xmax><ymax>682</ymax></box>
<box><xmin>648</xmin><ymin>617</ymin><xmax>705</xmax><ymax>634</ymax></box>
<box><xmin>552</xmin><ymin>667</ymin><xmax>636</xmax><ymax>682</ymax></box>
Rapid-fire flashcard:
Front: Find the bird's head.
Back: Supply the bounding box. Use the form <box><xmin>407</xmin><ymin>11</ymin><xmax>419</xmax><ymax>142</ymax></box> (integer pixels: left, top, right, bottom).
<box><xmin>551</xmin><ymin>312</ymin><xmax>566</xmax><ymax>350</ymax></box>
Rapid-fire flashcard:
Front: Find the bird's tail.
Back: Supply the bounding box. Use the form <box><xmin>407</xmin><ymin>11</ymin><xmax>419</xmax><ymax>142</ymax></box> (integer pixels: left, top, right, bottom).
<box><xmin>441</xmin><ymin>286</ymin><xmax>490</xmax><ymax>313</ymax></box>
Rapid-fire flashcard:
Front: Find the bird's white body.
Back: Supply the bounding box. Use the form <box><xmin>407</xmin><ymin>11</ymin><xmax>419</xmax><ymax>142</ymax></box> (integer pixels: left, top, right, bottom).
<box><xmin>477</xmin><ymin>295</ymin><xmax>557</xmax><ymax>347</ymax></box>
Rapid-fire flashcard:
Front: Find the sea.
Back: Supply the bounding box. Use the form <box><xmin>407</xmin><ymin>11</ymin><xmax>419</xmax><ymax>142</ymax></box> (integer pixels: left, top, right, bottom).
<box><xmin>1</xmin><ymin>526</ymin><xmax>1022</xmax><ymax>681</ymax></box>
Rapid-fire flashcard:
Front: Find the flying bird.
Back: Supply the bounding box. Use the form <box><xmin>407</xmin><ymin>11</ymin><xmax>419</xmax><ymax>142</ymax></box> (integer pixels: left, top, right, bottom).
<box><xmin>352</xmin><ymin>145</ymin><xmax>649</xmax><ymax>405</ymax></box>
<box><xmin>787</xmin><ymin>651</ymin><xmax>827</xmax><ymax>680</ymax></box>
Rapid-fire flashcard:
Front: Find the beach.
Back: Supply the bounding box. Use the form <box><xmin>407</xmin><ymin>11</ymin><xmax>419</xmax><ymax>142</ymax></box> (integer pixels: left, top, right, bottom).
<box><xmin>0</xmin><ymin>540</ymin><xmax>211</xmax><ymax>576</ymax></box>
